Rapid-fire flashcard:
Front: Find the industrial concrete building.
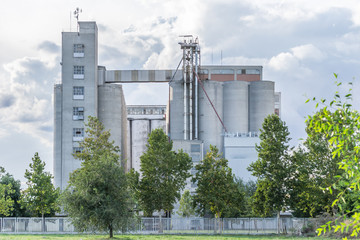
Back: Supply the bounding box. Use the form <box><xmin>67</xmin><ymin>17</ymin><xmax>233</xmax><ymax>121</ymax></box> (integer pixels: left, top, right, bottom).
<box><xmin>54</xmin><ymin>21</ymin><xmax>280</xmax><ymax>190</ymax></box>
<box><xmin>127</xmin><ymin>105</ymin><xmax>166</xmax><ymax>173</ymax></box>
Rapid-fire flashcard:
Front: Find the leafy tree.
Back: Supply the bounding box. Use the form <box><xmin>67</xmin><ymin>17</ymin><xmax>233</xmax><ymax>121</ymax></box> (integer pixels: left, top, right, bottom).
<box><xmin>192</xmin><ymin>145</ymin><xmax>244</xmax><ymax>219</ymax></box>
<box><xmin>129</xmin><ymin>128</ymin><xmax>192</xmax><ymax>217</ymax></box>
<box><xmin>0</xmin><ymin>167</ymin><xmax>14</xmax><ymax>216</ymax></box>
<box><xmin>0</xmin><ymin>172</ymin><xmax>27</xmax><ymax>217</ymax></box>
<box><xmin>287</xmin><ymin>117</ymin><xmax>344</xmax><ymax>218</ymax></box>
<box><xmin>306</xmin><ymin>79</ymin><xmax>360</xmax><ymax>238</ymax></box>
<box><xmin>248</xmin><ymin>114</ymin><xmax>291</xmax><ymax>218</ymax></box>
<box><xmin>62</xmin><ymin>116</ymin><xmax>134</xmax><ymax>238</ymax></box>
<box><xmin>177</xmin><ymin>190</ymin><xmax>195</xmax><ymax>217</ymax></box>
<box><xmin>21</xmin><ymin>153</ymin><xmax>60</xmax><ymax>231</ymax></box>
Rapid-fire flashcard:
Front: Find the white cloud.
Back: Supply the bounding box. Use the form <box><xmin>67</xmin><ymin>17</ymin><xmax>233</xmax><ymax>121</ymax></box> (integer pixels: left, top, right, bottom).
<box><xmin>291</xmin><ymin>44</ymin><xmax>325</xmax><ymax>61</ymax></box>
<box><xmin>1</xmin><ymin>0</ymin><xmax>360</xmax><ymax>183</ymax></box>
<box><xmin>0</xmin><ymin>54</ymin><xmax>58</xmax><ymax>146</ymax></box>
<box><xmin>268</xmin><ymin>52</ymin><xmax>299</xmax><ymax>71</ymax></box>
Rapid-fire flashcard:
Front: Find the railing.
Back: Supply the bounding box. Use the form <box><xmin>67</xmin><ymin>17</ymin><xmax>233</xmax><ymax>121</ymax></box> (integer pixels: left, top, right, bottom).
<box><xmin>0</xmin><ymin>217</ymin><xmax>314</xmax><ymax>234</ymax></box>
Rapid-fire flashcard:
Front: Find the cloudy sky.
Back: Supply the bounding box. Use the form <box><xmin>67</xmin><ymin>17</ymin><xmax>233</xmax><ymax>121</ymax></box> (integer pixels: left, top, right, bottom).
<box><xmin>1</xmin><ymin>0</ymin><xmax>360</xmax><ymax>185</ymax></box>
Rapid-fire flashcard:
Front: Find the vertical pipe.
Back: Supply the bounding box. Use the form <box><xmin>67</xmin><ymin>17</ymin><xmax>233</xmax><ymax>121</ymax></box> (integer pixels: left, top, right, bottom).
<box><xmin>129</xmin><ymin>119</ymin><xmax>132</xmax><ymax>169</ymax></box>
<box><xmin>189</xmin><ymin>47</ymin><xmax>193</xmax><ymax>140</ymax></box>
<box><xmin>195</xmin><ymin>45</ymin><xmax>199</xmax><ymax>139</ymax></box>
<box><xmin>183</xmin><ymin>47</ymin><xmax>187</xmax><ymax>140</ymax></box>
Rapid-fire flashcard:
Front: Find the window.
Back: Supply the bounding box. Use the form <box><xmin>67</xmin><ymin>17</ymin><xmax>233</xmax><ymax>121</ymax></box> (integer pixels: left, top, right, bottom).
<box><xmin>73</xmin><ymin>128</ymin><xmax>84</xmax><ymax>141</ymax></box>
<box><xmin>73</xmin><ymin>147</ymin><xmax>84</xmax><ymax>154</ymax></box>
<box><xmin>246</xmin><ymin>69</ymin><xmax>260</xmax><ymax>74</ymax></box>
<box><xmin>73</xmin><ymin>107</ymin><xmax>84</xmax><ymax>120</ymax></box>
<box><xmin>191</xmin><ymin>144</ymin><xmax>200</xmax><ymax>153</ymax></box>
<box><xmin>73</xmin><ymin>66</ymin><xmax>84</xmax><ymax>79</ymax></box>
<box><xmin>73</xmin><ymin>86</ymin><xmax>84</xmax><ymax>100</ymax></box>
<box><xmin>73</xmin><ymin>44</ymin><xmax>84</xmax><ymax>57</ymax></box>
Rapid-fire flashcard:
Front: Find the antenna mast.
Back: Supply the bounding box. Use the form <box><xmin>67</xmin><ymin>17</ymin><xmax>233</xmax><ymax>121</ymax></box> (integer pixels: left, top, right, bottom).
<box><xmin>73</xmin><ymin>7</ymin><xmax>82</xmax><ymax>33</ymax></box>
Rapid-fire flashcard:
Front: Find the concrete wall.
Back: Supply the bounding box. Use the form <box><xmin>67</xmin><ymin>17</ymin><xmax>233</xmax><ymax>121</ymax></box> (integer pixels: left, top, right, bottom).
<box><xmin>223</xmin><ymin>81</ymin><xmax>249</xmax><ymax>133</ymax></box>
<box><xmin>54</xmin><ymin>22</ymin><xmax>99</xmax><ymax>190</ymax></box>
<box><xmin>98</xmin><ymin>84</ymin><xmax>128</xmax><ymax>168</ymax></box>
<box><xmin>198</xmin><ymin>80</ymin><xmax>224</xmax><ymax>155</ymax></box>
<box><xmin>249</xmin><ymin>81</ymin><xmax>275</xmax><ymax>132</ymax></box>
<box><xmin>53</xmin><ymin>84</ymin><xmax>62</xmax><ymax>189</ymax></box>
<box><xmin>169</xmin><ymin>80</ymin><xmax>184</xmax><ymax>140</ymax></box>
<box><xmin>127</xmin><ymin>106</ymin><xmax>166</xmax><ymax>173</ymax></box>
<box><xmin>224</xmin><ymin>136</ymin><xmax>260</xmax><ymax>181</ymax></box>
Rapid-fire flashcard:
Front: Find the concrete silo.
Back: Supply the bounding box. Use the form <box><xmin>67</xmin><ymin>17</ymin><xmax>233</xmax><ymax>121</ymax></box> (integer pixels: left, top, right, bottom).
<box><xmin>223</xmin><ymin>81</ymin><xmax>249</xmax><ymax>133</ymax></box>
<box><xmin>249</xmin><ymin>81</ymin><xmax>275</xmax><ymax>132</ymax></box>
<box><xmin>168</xmin><ymin>80</ymin><xmax>184</xmax><ymax>140</ymax></box>
<box><xmin>199</xmin><ymin>80</ymin><xmax>224</xmax><ymax>154</ymax></box>
<box><xmin>98</xmin><ymin>84</ymin><xmax>128</xmax><ymax>166</ymax></box>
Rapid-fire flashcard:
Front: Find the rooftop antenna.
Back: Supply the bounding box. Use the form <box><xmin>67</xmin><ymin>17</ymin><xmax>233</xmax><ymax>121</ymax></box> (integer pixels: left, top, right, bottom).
<box><xmin>74</xmin><ymin>7</ymin><xmax>82</xmax><ymax>33</ymax></box>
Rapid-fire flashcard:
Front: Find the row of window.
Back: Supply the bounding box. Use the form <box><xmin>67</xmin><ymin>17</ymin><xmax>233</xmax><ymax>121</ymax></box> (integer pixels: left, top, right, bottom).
<box><xmin>73</xmin><ymin>43</ymin><xmax>85</xmax><ymax>79</ymax></box>
<box><xmin>72</xmin><ymin>45</ymin><xmax>85</xmax><ymax>154</ymax></box>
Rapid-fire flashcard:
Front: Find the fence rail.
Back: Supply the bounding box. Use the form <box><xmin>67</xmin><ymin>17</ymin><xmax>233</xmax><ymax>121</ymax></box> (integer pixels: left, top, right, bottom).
<box><xmin>0</xmin><ymin>217</ymin><xmax>314</xmax><ymax>235</ymax></box>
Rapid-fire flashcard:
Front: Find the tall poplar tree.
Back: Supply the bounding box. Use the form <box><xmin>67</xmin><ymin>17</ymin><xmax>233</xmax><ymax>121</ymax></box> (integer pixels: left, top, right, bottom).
<box><xmin>21</xmin><ymin>153</ymin><xmax>60</xmax><ymax>230</ymax></box>
<box><xmin>248</xmin><ymin>114</ymin><xmax>291</xmax><ymax>218</ymax></box>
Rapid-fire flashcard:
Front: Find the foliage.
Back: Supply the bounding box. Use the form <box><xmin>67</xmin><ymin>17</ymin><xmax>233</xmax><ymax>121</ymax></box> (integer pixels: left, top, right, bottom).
<box><xmin>192</xmin><ymin>145</ymin><xmax>244</xmax><ymax>218</ymax></box>
<box><xmin>233</xmin><ymin>178</ymin><xmax>257</xmax><ymax>217</ymax></box>
<box><xmin>129</xmin><ymin>128</ymin><xmax>192</xmax><ymax>217</ymax></box>
<box><xmin>248</xmin><ymin>114</ymin><xmax>291</xmax><ymax>217</ymax></box>
<box><xmin>287</xmin><ymin>114</ymin><xmax>351</xmax><ymax>218</ymax></box>
<box><xmin>0</xmin><ymin>167</ymin><xmax>14</xmax><ymax>216</ymax></box>
<box><xmin>306</xmin><ymin>77</ymin><xmax>360</xmax><ymax>239</ymax></box>
<box><xmin>21</xmin><ymin>153</ymin><xmax>60</xmax><ymax>218</ymax></box>
<box><xmin>0</xmin><ymin>172</ymin><xmax>27</xmax><ymax>217</ymax></box>
<box><xmin>62</xmin><ymin>116</ymin><xmax>134</xmax><ymax>238</ymax></box>
<box><xmin>0</xmin><ymin>234</ymin><xmax>340</xmax><ymax>240</ymax></box>
<box><xmin>177</xmin><ymin>190</ymin><xmax>195</xmax><ymax>217</ymax></box>
<box><xmin>74</xmin><ymin>116</ymin><xmax>120</xmax><ymax>163</ymax></box>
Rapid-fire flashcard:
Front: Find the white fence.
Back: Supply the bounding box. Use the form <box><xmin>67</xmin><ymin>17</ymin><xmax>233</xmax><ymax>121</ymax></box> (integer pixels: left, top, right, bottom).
<box><xmin>0</xmin><ymin>217</ymin><xmax>314</xmax><ymax>234</ymax></box>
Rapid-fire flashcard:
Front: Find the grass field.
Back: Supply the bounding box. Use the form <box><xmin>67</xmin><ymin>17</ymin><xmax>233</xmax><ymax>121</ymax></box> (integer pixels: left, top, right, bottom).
<box><xmin>0</xmin><ymin>234</ymin><xmax>331</xmax><ymax>240</ymax></box>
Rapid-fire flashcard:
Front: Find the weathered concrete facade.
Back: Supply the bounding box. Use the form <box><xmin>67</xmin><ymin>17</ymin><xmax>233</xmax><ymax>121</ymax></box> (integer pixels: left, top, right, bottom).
<box><xmin>54</xmin><ymin>22</ymin><xmax>127</xmax><ymax>190</ymax></box>
<box><xmin>127</xmin><ymin>105</ymin><xmax>166</xmax><ymax>173</ymax></box>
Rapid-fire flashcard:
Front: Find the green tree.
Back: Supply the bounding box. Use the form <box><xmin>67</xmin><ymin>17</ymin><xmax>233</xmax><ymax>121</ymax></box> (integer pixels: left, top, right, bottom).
<box><xmin>192</xmin><ymin>145</ymin><xmax>244</xmax><ymax>219</ymax></box>
<box><xmin>129</xmin><ymin>128</ymin><xmax>192</xmax><ymax>217</ymax></box>
<box><xmin>177</xmin><ymin>190</ymin><xmax>195</xmax><ymax>217</ymax></box>
<box><xmin>0</xmin><ymin>167</ymin><xmax>14</xmax><ymax>216</ymax></box>
<box><xmin>21</xmin><ymin>153</ymin><xmax>60</xmax><ymax>230</ymax></box>
<box><xmin>306</xmin><ymin>79</ymin><xmax>360</xmax><ymax>239</ymax></box>
<box><xmin>0</xmin><ymin>172</ymin><xmax>27</xmax><ymax>217</ymax></box>
<box><xmin>248</xmin><ymin>114</ymin><xmax>291</xmax><ymax>218</ymax></box>
<box><xmin>287</xmin><ymin>117</ymin><xmax>344</xmax><ymax>218</ymax></box>
<box><xmin>62</xmin><ymin>116</ymin><xmax>134</xmax><ymax>238</ymax></box>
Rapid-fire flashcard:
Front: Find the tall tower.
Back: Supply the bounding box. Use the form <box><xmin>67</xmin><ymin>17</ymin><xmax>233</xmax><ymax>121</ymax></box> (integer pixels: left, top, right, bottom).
<box><xmin>179</xmin><ymin>36</ymin><xmax>200</xmax><ymax>140</ymax></box>
<box><xmin>54</xmin><ymin>22</ymin><xmax>99</xmax><ymax>190</ymax></box>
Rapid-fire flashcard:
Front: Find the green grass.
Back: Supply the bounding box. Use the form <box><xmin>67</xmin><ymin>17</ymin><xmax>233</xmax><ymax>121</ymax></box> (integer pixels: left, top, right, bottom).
<box><xmin>0</xmin><ymin>235</ymin><xmax>334</xmax><ymax>240</ymax></box>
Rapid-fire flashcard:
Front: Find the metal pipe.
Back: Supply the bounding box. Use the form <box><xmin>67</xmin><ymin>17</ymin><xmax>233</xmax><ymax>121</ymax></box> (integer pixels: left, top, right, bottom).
<box><xmin>195</xmin><ymin>45</ymin><xmax>199</xmax><ymax>140</ymax></box>
<box><xmin>183</xmin><ymin>48</ymin><xmax>187</xmax><ymax>140</ymax></box>
<box><xmin>189</xmin><ymin>47</ymin><xmax>193</xmax><ymax>140</ymax></box>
